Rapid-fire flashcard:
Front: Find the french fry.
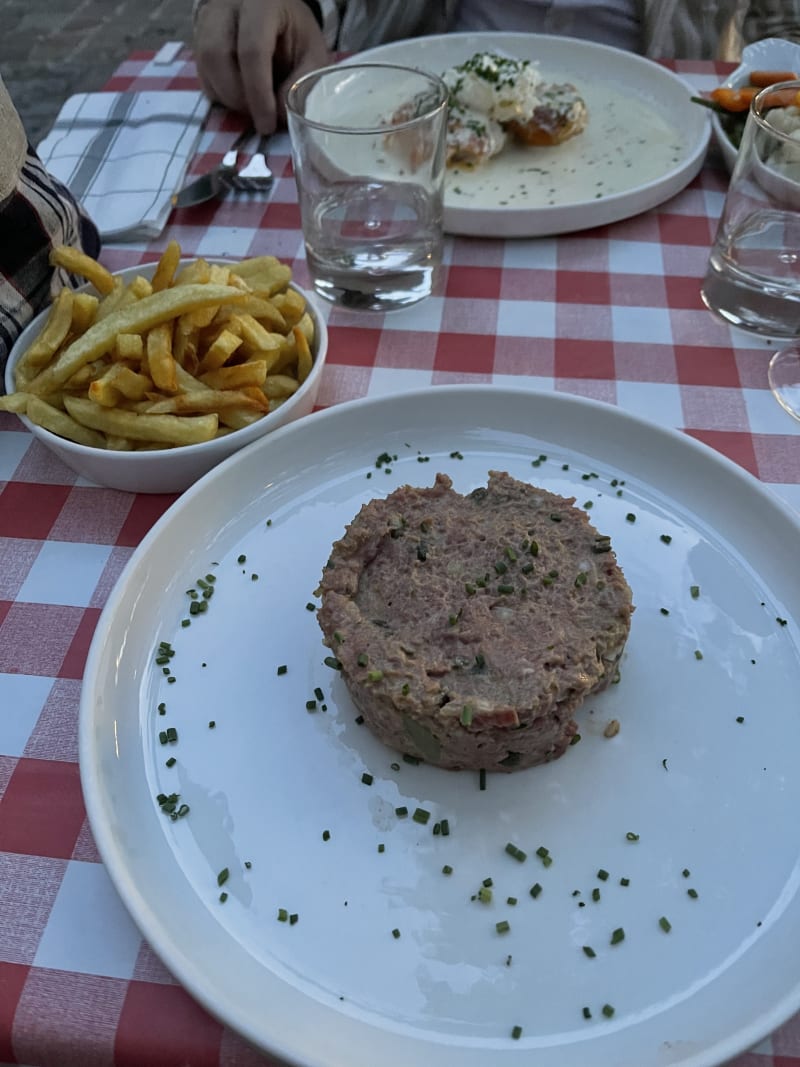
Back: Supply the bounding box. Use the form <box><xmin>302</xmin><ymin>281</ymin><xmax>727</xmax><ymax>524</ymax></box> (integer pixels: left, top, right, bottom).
<box><xmin>270</xmin><ymin>288</ymin><xmax>306</xmax><ymax>327</ymax></box>
<box><xmin>143</xmin><ymin>388</ymin><xmax>269</xmax><ymax>415</ymax></box>
<box><xmin>72</xmin><ymin>292</ymin><xmax>100</xmax><ymax>334</ymax></box>
<box><xmin>0</xmin><ymin>391</ymin><xmax>31</xmax><ymax>414</ymax></box>
<box><xmin>64</xmin><ymin>395</ymin><xmax>219</xmax><ymax>446</ymax></box>
<box><xmin>113</xmin><ymin>333</ymin><xmax>144</xmax><ymax>363</ymax></box>
<box><xmin>294</xmin><ymin>325</ymin><xmax>313</xmax><ymax>384</ymax></box>
<box><xmin>150</xmin><ymin>240</ymin><xmax>181</xmax><ymax>292</ymax></box>
<box><xmin>16</xmin><ymin>288</ymin><xmax>75</xmax><ymax>375</ymax></box>
<box><xmin>228</xmin><ymin>256</ymin><xmax>292</xmax><ymax>294</ymax></box>
<box><xmin>25</xmin><ymin>284</ymin><xmax>245</xmax><ymax>395</ymax></box>
<box><xmin>128</xmin><ymin>275</ymin><xmax>153</xmax><ymax>300</ymax></box>
<box><xmin>199</xmin><ymin>362</ymin><xmax>268</xmax><ymax>391</ymax></box>
<box><xmin>196</xmin><ymin>328</ymin><xmax>243</xmax><ymax>374</ymax></box>
<box><xmin>147</xmin><ymin>322</ymin><xmax>178</xmax><ymax>393</ymax></box>
<box><xmin>89</xmin><ymin>363</ymin><xmax>152</xmax><ymax>406</ymax></box>
<box><xmin>263</xmin><ymin>374</ymin><xmax>299</xmax><ymax>399</ymax></box>
<box><xmin>50</xmin><ymin>245</ymin><xmax>116</xmax><ymax>295</ymax></box>
<box><xmin>27</xmin><ymin>395</ymin><xmax>108</xmax><ymax>447</ymax></box>
<box><xmin>175</xmin><ymin>258</ymin><xmax>212</xmax><ymax>287</ymax></box>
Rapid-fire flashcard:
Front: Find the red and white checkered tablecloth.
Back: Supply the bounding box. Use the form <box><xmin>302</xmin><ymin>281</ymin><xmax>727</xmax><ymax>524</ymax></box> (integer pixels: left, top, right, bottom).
<box><xmin>1</xmin><ymin>47</ymin><xmax>799</xmax><ymax>1067</ymax></box>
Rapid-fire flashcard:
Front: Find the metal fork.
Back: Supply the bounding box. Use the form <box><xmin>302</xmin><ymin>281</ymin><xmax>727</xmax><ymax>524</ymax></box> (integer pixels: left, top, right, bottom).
<box><xmin>228</xmin><ymin>134</ymin><xmax>274</xmax><ymax>192</ymax></box>
<box><xmin>172</xmin><ymin>127</ymin><xmax>256</xmax><ymax>208</ymax></box>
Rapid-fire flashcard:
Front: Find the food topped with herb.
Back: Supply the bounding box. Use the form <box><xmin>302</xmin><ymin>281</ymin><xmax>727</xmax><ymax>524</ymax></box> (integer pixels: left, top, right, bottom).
<box><xmin>390</xmin><ymin>50</ymin><xmax>588</xmax><ymax>169</ymax></box>
<box><xmin>315</xmin><ymin>471</ymin><xmax>633</xmax><ymax>773</ymax></box>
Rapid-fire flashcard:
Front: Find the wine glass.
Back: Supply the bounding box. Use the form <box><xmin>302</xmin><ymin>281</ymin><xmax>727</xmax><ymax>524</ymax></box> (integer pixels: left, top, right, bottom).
<box><xmin>768</xmin><ymin>345</ymin><xmax>800</xmax><ymax>422</ymax></box>
<box><xmin>700</xmin><ymin>79</ymin><xmax>800</xmax><ymax>420</ymax></box>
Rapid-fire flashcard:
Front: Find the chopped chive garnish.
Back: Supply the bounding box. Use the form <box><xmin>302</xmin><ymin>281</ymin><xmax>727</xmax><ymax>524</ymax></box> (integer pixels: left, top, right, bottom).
<box><xmin>442</xmin><ymin>865</ymin><xmax>453</xmax><ymax>875</ymax></box>
<box><xmin>322</xmin><ymin>830</ymin><xmax>330</xmax><ymax>841</ymax></box>
<box><xmin>582</xmin><ymin>1007</ymin><xmax>592</xmax><ymax>1020</ymax></box>
<box><xmin>478</xmin><ymin>886</ymin><xmax>493</xmax><ymax>903</ymax></box>
<box><xmin>217</xmin><ymin>868</ymin><xmax>229</xmax><ymax>887</ymax></box>
<box><xmin>324</xmin><ymin>656</ymin><xmax>342</xmax><ymax>670</ymax></box>
<box><xmin>626</xmin><ymin>831</ymin><xmax>640</xmax><ymax>841</ymax></box>
<box><xmin>306</xmin><ymin>700</ymin><xmax>317</xmax><ymax>711</ymax></box>
<box><xmin>277</xmin><ymin>908</ymin><xmax>288</xmax><ymax>922</ymax></box>
<box><xmin>361</xmin><ymin>772</ymin><xmax>373</xmax><ymax>785</ymax></box>
<box><xmin>659</xmin><ymin>916</ymin><xmax>672</xmax><ymax>933</ymax></box>
<box><xmin>582</xmin><ymin>946</ymin><xmax>596</xmax><ymax>958</ymax></box>
<box><xmin>367</xmin><ymin>669</ymin><xmax>384</xmax><ymax>682</ymax></box>
<box><xmin>530</xmin><ymin>883</ymin><xmax>542</xmax><ymax>899</ymax></box>
<box><xmin>507</xmin><ymin>896</ymin><xmax>518</xmax><ymax>906</ymax></box>
<box><xmin>276</xmin><ymin>664</ymin><xmax>287</xmax><ymax>675</ymax></box>
<box><xmin>412</xmin><ymin>807</ymin><xmax>430</xmax><ymax>824</ymax></box>
<box><xmin>461</xmin><ymin>706</ymin><xmax>473</xmax><ymax>726</ymax></box>
<box><xmin>626</xmin><ymin>513</ymin><xmax>636</xmax><ymax>523</ymax></box>
<box><xmin>620</xmin><ymin>877</ymin><xmax>630</xmax><ymax>887</ymax></box>
<box><xmin>660</xmin><ymin>534</ymin><xmax>672</xmax><ymax>544</ymax></box>
<box><xmin>354</xmin><ymin>714</ymin><xmax>364</xmax><ymax>725</ymax></box>
<box><xmin>687</xmin><ymin>888</ymin><xmax>699</xmax><ymax>898</ymax></box>
<box><xmin>690</xmin><ymin>585</ymin><xmax>700</xmax><ymax>598</ymax></box>
<box><xmin>377</xmin><ymin>843</ymin><xmax>385</xmax><ymax>853</ymax></box>
<box><xmin>208</xmin><ymin>720</ymin><xmax>216</xmax><ymax>729</ymax></box>
<box><xmin>496</xmin><ymin>920</ymin><xmax>510</xmax><ymax>934</ymax></box>
<box><xmin>479</xmin><ymin>769</ymin><xmax>487</xmax><ymax>791</ymax></box>
<box><xmin>357</xmin><ymin>653</ymin><xmax>369</xmax><ymax>667</ymax></box>
<box><xmin>597</xmin><ymin>868</ymin><xmax>609</xmax><ymax>881</ymax></box>
<box><xmin>289</xmin><ymin>914</ymin><xmax>298</xmax><ymax>925</ymax></box>
<box><xmin>602</xmin><ymin>1004</ymin><xmax>615</xmax><ymax>1018</ymax></box>
<box><xmin>392</xmin><ymin>928</ymin><xmax>401</xmax><ymax>939</ymax></box>
<box><xmin>482</xmin><ymin>877</ymin><xmax>493</xmax><ymax>888</ymax></box>
<box><xmin>610</xmin><ymin>927</ymin><xmax>625</xmax><ymax>945</ymax></box>
<box><xmin>505</xmin><ymin>842</ymin><xmax>527</xmax><ymax>862</ymax></box>
<box><xmin>511</xmin><ymin>1025</ymin><xmax>522</xmax><ymax>1040</ymax></box>
<box><xmin>165</xmin><ymin>757</ymin><xmax>176</xmax><ymax>768</ymax></box>
<box><xmin>219</xmin><ymin>892</ymin><xmax>228</xmax><ymax>903</ymax></box>
<box><xmin>592</xmin><ymin>887</ymin><xmax>601</xmax><ymax>902</ymax></box>
<box><xmin>395</xmin><ymin>806</ymin><xmax>408</xmax><ymax>818</ymax></box>
<box><xmin>314</xmin><ymin>687</ymin><xmax>324</xmax><ymax>701</ymax></box>
<box><xmin>166</xmin><ymin>727</ymin><xmax>178</xmax><ymax>743</ymax></box>
<box><xmin>237</xmin><ymin>554</ymin><xmax>246</xmax><ymax>564</ymax></box>
<box><xmin>736</xmin><ymin>715</ymin><xmax>745</xmax><ymax>723</ymax></box>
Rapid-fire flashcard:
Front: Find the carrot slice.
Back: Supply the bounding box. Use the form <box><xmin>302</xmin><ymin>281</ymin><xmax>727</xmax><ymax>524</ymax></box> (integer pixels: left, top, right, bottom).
<box><xmin>710</xmin><ymin>86</ymin><xmax>759</xmax><ymax>111</ymax></box>
<box><xmin>748</xmin><ymin>70</ymin><xmax>798</xmax><ymax>87</ymax></box>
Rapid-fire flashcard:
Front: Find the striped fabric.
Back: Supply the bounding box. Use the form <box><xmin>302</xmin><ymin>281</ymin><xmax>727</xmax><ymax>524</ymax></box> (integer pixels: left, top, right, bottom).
<box><xmin>0</xmin><ymin>148</ymin><xmax>100</xmax><ymax>392</ymax></box>
<box><xmin>312</xmin><ymin>0</ymin><xmax>800</xmax><ymax>58</ymax></box>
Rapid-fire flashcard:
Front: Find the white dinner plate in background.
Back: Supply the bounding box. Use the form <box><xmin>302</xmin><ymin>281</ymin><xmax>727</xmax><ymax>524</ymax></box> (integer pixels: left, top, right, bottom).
<box><xmin>345</xmin><ymin>34</ymin><xmax>710</xmax><ymax>237</ymax></box>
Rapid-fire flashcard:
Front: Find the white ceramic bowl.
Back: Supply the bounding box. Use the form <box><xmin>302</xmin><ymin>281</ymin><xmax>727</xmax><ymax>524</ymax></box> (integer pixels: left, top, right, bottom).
<box><xmin>711</xmin><ymin>37</ymin><xmax>800</xmax><ymax>172</ymax></box>
<box><xmin>4</xmin><ymin>261</ymin><xmax>328</xmax><ymax>494</ymax></box>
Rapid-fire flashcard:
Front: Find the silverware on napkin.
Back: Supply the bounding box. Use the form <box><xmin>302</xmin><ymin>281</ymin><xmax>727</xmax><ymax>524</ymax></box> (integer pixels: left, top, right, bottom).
<box><xmin>171</xmin><ymin>127</ymin><xmax>255</xmax><ymax>208</ymax></box>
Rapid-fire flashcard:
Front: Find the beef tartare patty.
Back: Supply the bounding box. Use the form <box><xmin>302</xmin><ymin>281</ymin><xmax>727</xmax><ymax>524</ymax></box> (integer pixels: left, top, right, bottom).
<box><xmin>316</xmin><ymin>471</ymin><xmax>633</xmax><ymax>772</ymax></box>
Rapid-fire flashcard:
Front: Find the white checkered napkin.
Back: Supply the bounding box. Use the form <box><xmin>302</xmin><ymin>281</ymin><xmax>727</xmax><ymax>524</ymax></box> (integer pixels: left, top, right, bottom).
<box><xmin>37</xmin><ymin>89</ymin><xmax>210</xmax><ymax>241</ymax></box>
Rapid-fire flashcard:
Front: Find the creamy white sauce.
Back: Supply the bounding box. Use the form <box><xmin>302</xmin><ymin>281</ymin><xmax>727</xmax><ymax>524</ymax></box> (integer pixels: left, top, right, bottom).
<box><xmin>446</xmin><ymin>76</ymin><xmax>686</xmax><ymax>208</ymax></box>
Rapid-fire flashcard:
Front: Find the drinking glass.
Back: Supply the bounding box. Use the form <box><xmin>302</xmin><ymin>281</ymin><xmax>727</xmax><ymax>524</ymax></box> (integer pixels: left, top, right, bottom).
<box><xmin>286</xmin><ymin>63</ymin><xmax>448</xmax><ymax>312</ymax></box>
<box><xmin>701</xmin><ymin>80</ymin><xmax>800</xmax><ymax>420</ymax></box>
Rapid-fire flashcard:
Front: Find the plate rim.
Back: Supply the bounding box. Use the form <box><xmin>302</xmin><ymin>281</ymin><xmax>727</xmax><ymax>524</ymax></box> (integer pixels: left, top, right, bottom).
<box><xmin>79</xmin><ymin>384</ymin><xmax>800</xmax><ymax>1067</ymax></box>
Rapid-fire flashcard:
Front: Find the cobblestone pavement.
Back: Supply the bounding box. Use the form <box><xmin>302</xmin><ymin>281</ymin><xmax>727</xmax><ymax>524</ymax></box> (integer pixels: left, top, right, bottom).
<box><xmin>2</xmin><ymin>0</ymin><xmax>194</xmax><ymax>146</ymax></box>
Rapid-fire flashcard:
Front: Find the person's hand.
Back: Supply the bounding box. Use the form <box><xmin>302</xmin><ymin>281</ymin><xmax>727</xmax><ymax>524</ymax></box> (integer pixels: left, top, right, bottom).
<box><xmin>194</xmin><ymin>0</ymin><xmax>331</xmax><ymax>133</ymax></box>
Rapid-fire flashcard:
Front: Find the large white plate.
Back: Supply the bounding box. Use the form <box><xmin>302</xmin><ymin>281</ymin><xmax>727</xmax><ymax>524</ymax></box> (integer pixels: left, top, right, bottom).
<box><xmin>344</xmin><ymin>33</ymin><xmax>710</xmax><ymax>237</ymax></box>
<box><xmin>80</xmin><ymin>386</ymin><xmax>800</xmax><ymax>1067</ymax></box>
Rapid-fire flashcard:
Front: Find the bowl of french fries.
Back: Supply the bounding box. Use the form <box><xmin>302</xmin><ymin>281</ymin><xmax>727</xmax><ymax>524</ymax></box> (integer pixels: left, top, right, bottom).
<box><xmin>2</xmin><ymin>242</ymin><xmax>328</xmax><ymax>493</ymax></box>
